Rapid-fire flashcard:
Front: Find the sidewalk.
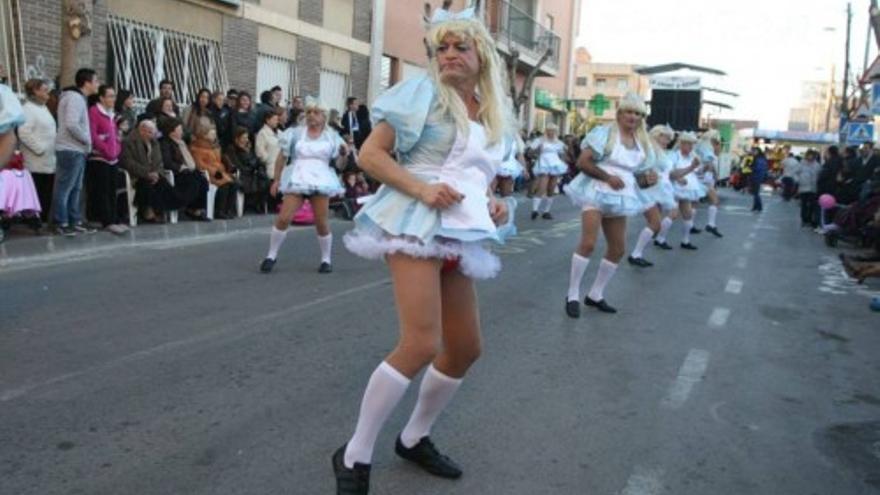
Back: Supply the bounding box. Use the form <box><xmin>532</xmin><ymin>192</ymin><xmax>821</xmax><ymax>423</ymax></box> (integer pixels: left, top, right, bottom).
<box><xmin>0</xmin><ymin>214</ymin><xmax>315</xmax><ymax>272</ymax></box>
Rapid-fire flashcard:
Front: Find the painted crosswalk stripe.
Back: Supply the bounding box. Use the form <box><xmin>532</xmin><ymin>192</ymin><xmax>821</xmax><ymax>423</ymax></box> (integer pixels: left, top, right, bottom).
<box><xmin>708</xmin><ymin>307</ymin><xmax>730</xmax><ymax>328</ymax></box>
<box><xmin>725</xmin><ymin>278</ymin><xmax>743</xmax><ymax>294</ymax></box>
<box><xmin>661</xmin><ymin>349</ymin><xmax>711</xmax><ymax>409</ymax></box>
<box><xmin>621</xmin><ymin>466</ymin><xmax>665</xmax><ymax>495</ymax></box>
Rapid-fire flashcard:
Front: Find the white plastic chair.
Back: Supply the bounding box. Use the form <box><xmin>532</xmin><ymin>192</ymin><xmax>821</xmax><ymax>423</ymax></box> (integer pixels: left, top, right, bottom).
<box><xmin>164</xmin><ymin>170</ymin><xmax>178</xmax><ymax>224</ymax></box>
<box><xmin>120</xmin><ymin>169</ymin><xmax>137</xmax><ymax>227</ymax></box>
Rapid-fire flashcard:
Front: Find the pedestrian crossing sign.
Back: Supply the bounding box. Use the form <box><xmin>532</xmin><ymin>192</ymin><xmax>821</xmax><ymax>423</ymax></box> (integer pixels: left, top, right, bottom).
<box><xmin>846</xmin><ymin>121</ymin><xmax>874</xmax><ymax>144</ymax></box>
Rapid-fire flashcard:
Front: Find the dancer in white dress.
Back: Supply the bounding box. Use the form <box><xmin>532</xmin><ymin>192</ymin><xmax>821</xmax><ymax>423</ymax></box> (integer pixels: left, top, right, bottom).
<box><xmin>563</xmin><ymin>92</ymin><xmax>655</xmax><ymax>318</ymax></box>
<box><xmin>529</xmin><ymin>124</ymin><xmax>567</xmax><ymax>220</ymax></box>
<box><xmin>493</xmin><ymin>132</ymin><xmax>526</xmax><ymax>197</ymax></box>
<box><xmin>333</xmin><ymin>7</ymin><xmax>517</xmax><ymax>494</ymax></box>
<box><xmin>259</xmin><ymin>97</ymin><xmax>348</xmax><ymax>273</ymax></box>
<box><xmin>660</xmin><ymin>131</ymin><xmax>704</xmax><ymax>250</ymax></box>
<box><xmin>694</xmin><ymin>130</ymin><xmax>724</xmax><ymax>238</ymax></box>
<box><xmin>627</xmin><ymin>124</ymin><xmax>678</xmax><ymax>267</ymax></box>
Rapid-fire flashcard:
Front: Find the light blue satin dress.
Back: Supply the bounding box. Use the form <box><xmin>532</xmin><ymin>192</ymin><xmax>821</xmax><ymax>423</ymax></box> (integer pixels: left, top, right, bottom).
<box><xmin>694</xmin><ymin>140</ymin><xmax>717</xmax><ymax>189</ymax></box>
<box><xmin>671</xmin><ymin>149</ymin><xmax>707</xmax><ymax>201</ymax></box>
<box><xmin>277</xmin><ymin>126</ymin><xmax>345</xmax><ymax>196</ymax></box>
<box><xmin>497</xmin><ymin>134</ymin><xmax>525</xmax><ymax>179</ymax></box>
<box><xmin>530</xmin><ymin>137</ymin><xmax>568</xmax><ymax>176</ymax></box>
<box><xmin>635</xmin><ymin>145</ymin><xmax>678</xmax><ymax>211</ymax></box>
<box><xmin>564</xmin><ymin>125</ymin><xmax>646</xmax><ymax>217</ymax></box>
<box><xmin>342</xmin><ymin>75</ymin><xmax>517</xmax><ymax>280</ymax></box>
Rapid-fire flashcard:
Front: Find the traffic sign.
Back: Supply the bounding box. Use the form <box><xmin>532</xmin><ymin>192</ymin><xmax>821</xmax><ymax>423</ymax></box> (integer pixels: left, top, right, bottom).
<box><xmin>873</xmin><ymin>84</ymin><xmax>880</xmax><ymax>115</ymax></box>
<box><xmin>845</xmin><ymin>121</ymin><xmax>875</xmax><ymax>144</ymax></box>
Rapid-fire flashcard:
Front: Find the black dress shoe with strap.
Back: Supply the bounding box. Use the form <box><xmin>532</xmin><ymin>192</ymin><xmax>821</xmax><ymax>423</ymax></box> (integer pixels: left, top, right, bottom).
<box><xmin>395</xmin><ymin>436</ymin><xmax>463</xmax><ymax>479</ymax></box>
<box><xmin>332</xmin><ymin>444</ymin><xmax>371</xmax><ymax>495</ymax></box>
<box><xmin>584</xmin><ymin>296</ymin><xmax>617</xmax><ymax>314</ymax></box>
<box><xmin>259</xmin><ymin>258</ymin><xmax>276</xmax><ymax>273</ymax></box>
<box><xmin>680</xmin><ymin>242</ymin><xmax>698</xmax><ymax>250</ymax></box>
<box><xmin>706</xmin><ymin>225</ymin><xmax>724</xmax><ymax>238</ymax></box>
<box><xmin>319</xmin><ymin>262</ymin><xmax>333</xmax><ymax>273</ymax></box>
<box><xmin>653</xmin><ymin>240</ymin><xmax>673</xmax><ymax>250</ymax></box>
<box><xmin>565</xmin><ymin>299</ymin><xmax>581</xmax><ymax>319</ymax></box>
<box><xmin>627</xmin><ymin>256</ymin><xmax>653</xmax><ymax>267</ymax></box>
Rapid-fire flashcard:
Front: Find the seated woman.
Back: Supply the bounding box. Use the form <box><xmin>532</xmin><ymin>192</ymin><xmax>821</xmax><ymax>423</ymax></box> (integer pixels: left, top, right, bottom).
<box><xmin>159</xmin><ymin>117</ymin><xmax>209</xmax><ymax>220</ymax></box>
<box><xmin>342</xmin><ymin>169</ymin><xmax>370</xmax><ymax>216</ymax></box>
<box><xmin>119</xmin><ymin>118</ymin><xmax>177</xmax><ymax>223</ymax></box>
<box><xmin>224</xmin><ymin>126</ymin><xmax>269</xmax><ymax>213</ymax></box>
<box><xmin>190</xmin><ymin>126</ymin><xmax>238</xmax><ymax>219</ymax></box>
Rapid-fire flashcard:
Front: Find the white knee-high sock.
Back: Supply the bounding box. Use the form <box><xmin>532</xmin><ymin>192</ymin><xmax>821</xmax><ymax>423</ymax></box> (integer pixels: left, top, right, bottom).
<box><xmin>567</xmin><ymin>253</ymin><xmax>590</xmax><ymax>302</ymax></box>
<box><xmin>541</xmin><ymin>196</ymin><xmax>554</xmax><ymax>213</ymax></box>
<box><xmin>532</xmin><ymin>197</ymin><xmax>542</xmax><ymax>212</ymax></box>
<box><xmin>707</xmin><ymin>205</ymin><xmax>718</xmax><ymax>227</ymax></box>
<box><xmin>587</xmin><ymin>259</ymin><xmax>618</xmax><ymax>301</ymax></box>
<box><xmin>683</xmin><ymin>219</ymin><xmax>693</xmax><ymax>244</ymax></box>
<box><xmin>400</xmin><ymin>365</ymin><xmax>463</xmax><ymax>448</ymax></box>
<box><xmin>318</xmin><ymin>233</ymin><xmax>332</xmax><ymax>264</ymax></box>
<box><xmin>631</xmin><ymin>227</ymin><xmax>654</xmax><ymax>258</ymax></box>
<box><xmin>344</xmin><ymin>361</ymin><xmax>411</xmax><ymax>468</ymax></box>
<box><xmin>267</xmin><ymin>226</ymin><xmax>288</xmax><ymax>260</ymax></box>
<box><xmin>656</xmin><ymin>217</ymin><xmax>673</xmax><ymax>243</ymax></box>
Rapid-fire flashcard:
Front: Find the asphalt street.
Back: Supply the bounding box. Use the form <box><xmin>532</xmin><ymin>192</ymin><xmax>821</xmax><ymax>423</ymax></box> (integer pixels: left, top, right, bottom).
<box><xmin>1</xmin><ymin>189</ymin><xmax>879</xmax><ymax>495</ymax></box>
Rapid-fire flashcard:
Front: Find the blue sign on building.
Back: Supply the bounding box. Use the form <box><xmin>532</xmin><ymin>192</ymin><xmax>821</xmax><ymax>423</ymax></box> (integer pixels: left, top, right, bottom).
<box><xmin>873</xmin><ymin>84</ymin><xmax>880</xmax><ymax>115</ymax></box>
<box><xmin>845</xmin><ymin>121</ymin><xmax>875</xmax><ymax>145</ymax></box>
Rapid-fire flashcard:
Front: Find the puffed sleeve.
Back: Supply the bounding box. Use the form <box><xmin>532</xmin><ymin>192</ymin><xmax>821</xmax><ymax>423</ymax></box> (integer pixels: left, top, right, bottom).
<box><xmin>278</xmin><ymin>126</ymin><xmax>302</xmax><ymax>160</ymax></box>
<box><xmin>695</xmin><ymin>141</ymin><xmax>716</xmax><ymax>165</ymax></box>
<box><xmin>327</xmin><ymin>129</ymin><xmax>344</xmax><ymax>160</ymax></box>
<box><xmin>580</xmin><ymin>125</ymin><xmax>610</xmax><ymax>161</ymax></box>
<box><xmin>0</xmin><ymin>84</ymin><xmax>25</xmax><ymax>134</ymax></box>
<box><xmin>371</xmin><ymin>75</ymin><xmax>436</xmax><ymax>154</ymax></box>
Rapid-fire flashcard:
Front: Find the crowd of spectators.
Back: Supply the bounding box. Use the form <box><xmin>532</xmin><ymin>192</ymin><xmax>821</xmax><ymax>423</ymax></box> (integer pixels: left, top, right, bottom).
<box><xmin>0</xmin><ymin>68</ymin><xmax>378</xmax><ymax>242</ymax></box>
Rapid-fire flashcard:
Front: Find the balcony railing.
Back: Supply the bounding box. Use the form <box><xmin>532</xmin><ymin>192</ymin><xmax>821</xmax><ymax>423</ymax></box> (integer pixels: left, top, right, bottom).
<box><xmin>486</xmin><ymin>0</ymin><xmax>561</xmax><ymax>73</ymax></box>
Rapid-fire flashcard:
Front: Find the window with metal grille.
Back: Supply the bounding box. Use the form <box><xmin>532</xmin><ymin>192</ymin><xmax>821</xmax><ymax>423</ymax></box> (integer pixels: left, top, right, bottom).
<box><xmin>0</xmin><ymin>0</ymin><xmax>25</xmax><ymax>92</ymax></box>
<box><xmin>257</xmin><ymin>53</ymin><xmax>297</xmax><ymax>107</ymax></box>
<box><xmin>319</xmin><ymin>69</ymin><xmax>349</xmax><ymax>114</ymax></box>
<box><xmin>108</xmin><ymin>15</ymin><xmax>228</xmax><ymax>110</ymax></box>
<box><xmin>380</xmin><ymin>55</ymin><xmax>392</xmax><ymax>90</ymax></box>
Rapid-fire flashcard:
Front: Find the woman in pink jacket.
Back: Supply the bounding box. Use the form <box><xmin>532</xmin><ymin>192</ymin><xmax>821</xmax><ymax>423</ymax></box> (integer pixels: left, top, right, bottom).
<box><xmin>87</xmin><ymin>85</ymin><xmax>127</xmax><ymax>234</ymax></box>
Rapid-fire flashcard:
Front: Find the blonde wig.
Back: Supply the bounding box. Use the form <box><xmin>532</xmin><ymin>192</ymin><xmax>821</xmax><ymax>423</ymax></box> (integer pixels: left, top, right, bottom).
<box><xmin>648</xmin><ymin>124</ymin><xmax>674</xmax><ymax>156</ymax></box>
<box><xmin>426</xmin><ymin>19</ymin><xmax>511</xmax><ymax>145</ymax></box>
<box><xmin>603</xmin><ymin>112</ymin><xmax>651</xmax><ymax>158</ymax></box>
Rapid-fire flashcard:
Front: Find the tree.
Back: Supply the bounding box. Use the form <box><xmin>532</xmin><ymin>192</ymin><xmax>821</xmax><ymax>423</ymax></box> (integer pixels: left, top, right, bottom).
<box><xmin>504</xmin><ymin>46</ymin><xmax>553</xmax><ymax>121</ymax></box>
<box><xmin>59</xmin><ymin>0</ymin><xmax>94</xmax><ymax>88</ymax></box>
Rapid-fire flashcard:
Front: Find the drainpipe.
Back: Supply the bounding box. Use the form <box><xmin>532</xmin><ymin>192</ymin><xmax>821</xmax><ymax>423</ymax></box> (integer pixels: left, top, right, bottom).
<box><xmin>367</xmin><ymin>0</ymin><xmax>386</xmax><ymax>105</ymax></box>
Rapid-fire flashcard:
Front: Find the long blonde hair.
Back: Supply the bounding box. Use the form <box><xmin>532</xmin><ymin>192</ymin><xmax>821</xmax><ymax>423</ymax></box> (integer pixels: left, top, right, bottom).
<box><xmin>426</xmin><ymin>19</ymin><xmax>511</xmax><ymax>145</ymax></box>
<box><xmin>604</xmin><ymin>110</ymin><xmax>651</xmax><ymax>157</ymax></box>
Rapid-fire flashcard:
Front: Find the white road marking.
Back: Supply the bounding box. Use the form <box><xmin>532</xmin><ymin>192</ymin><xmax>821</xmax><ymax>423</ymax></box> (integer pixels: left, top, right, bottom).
<box><xmin>743</xmin><ymin>241</ymin><xmax>754</xmax><ymax>251</ymax></box>
<box><xmin>708</xmin><ymin>307</ymin><xmax>731</xmax><ymax>328</ymax></box>
<box><xmin>735</xmin><ymin>256</ymin><xmax>748</xmax><ymax>269</ymax></box>
<box><xmin>725</xmin><ymin>278</ymin><xmax>743</xmax><ymax>294</ymax></box>
<box><xmin>621</xmin><ymin>466</ymin><xmax>665</xmax><ymax>495</ymax></box>
<box><xmin>662</xmin><ymin>349</ymin><xmax>711</xmax><ymax>409</ymax></box>
<box><xmin>747</xmin><ymin>232</ymin><xmax>756</xmax><ymax>239</ymax></box>
<box><xmin>0</xmin><ymin>277</ymin><xmax>392</xmax><ymax>402</ymax></box>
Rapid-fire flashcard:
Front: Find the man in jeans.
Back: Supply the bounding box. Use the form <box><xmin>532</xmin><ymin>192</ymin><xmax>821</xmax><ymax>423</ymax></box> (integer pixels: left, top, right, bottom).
<box><xmin>53</xmin><ymin>68</ymin><xmax>99</xmax><ymax>236</ymax></box>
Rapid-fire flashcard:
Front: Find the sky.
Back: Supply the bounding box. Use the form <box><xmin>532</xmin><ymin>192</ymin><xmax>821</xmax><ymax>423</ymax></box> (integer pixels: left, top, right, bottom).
<box><xmin>576</xmin><ymin>0</ymin><xmax>873</xmax><ymax>130</ymax></box>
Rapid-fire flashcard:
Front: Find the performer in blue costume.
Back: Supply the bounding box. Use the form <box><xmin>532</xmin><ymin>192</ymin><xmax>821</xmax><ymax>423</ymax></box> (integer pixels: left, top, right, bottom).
<box><xmin>627</xmin><ymin>124</ymin><xmax>678</xmax><ymax>267</ymax></box>
<box><xmin>333</xmin><ymin>6</ymin><xmax>517</xmax><ymax>494</ymax></box>
<box><xmin>663</xmin><ymin>131</ymin><xmax>704</xmax><ymax>250</ymax></box>
<box><xmin>260</xmin><ymin>97</ymin><xmax>348</xmax><ymax>274</ymax></box>
<box><xmin>493</xmin><ymin>131</ymin><xmax>526</xmax><ymax>197</ymax></box>
<box><xmin>563</xmin><ymin>92</ymin><xmax>655</xmax><ymax>319</ymax></box>
<box><xmin>0</xmin><ymin>83</ymin><xmax>26</xmax><ymax>244</ymax></box>
<box><xmin>694</xmin><ymin>129</ymin><xmax>724</xmax><ymax>238</ymax></box>
<box><xmin>528</xmin><ymin>123</ymin><xmax>567</xmax><ymax>219</ymax></box>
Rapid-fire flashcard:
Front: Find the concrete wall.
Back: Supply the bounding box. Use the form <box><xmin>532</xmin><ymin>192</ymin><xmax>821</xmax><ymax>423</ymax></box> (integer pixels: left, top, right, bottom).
<box><xmin>296</xmin><ymin>37</ymin><xmax>322</xmax><ymax>96</ymax></box>
<box><xmin>19</xmin><ymin>0</ymin><xmax>62</xmax><ymax>87</ymax></box>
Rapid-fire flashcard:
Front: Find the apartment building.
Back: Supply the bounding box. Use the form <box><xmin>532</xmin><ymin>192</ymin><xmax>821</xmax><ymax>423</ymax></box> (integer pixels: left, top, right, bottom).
<box><xmin>571</xmin><ymin>47</ymin><xmax>650</xmax><ymax>126</ymax></box>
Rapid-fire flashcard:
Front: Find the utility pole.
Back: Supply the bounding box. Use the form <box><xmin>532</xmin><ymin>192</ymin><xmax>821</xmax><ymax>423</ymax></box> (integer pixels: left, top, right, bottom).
<box><xmin>841</xmin><ymin>2</ymin><xmax>853</xmax><ymax>144</ymax></box>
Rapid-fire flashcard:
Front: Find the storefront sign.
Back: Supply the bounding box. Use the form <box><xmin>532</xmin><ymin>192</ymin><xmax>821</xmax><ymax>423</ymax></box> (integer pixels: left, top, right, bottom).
<box><xmin>650</xmin><ymin>76</ymin><xmax>701</xmax><ymax>91</ymax></box>
<box><xmin>535</xmin><ymin>88</ymin><xmax>564</xmax><ymax>112</ymax></box>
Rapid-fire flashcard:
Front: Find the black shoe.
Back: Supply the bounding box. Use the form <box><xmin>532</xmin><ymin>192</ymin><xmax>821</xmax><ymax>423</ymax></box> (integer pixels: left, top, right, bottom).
<box><xmin>541</xmin><ymin>212</ymin><xmax>553</xmax><ymax>220</ymax></box>
<box><xmin>565</xmin><ymin>299</ymin><xmax>581</xmax><ymax>318</ymax></box>
<box><xmin>680</xmin><ymin>242</ymin><xmax>698</xmax><ymax>250</ymax></box>
<box><xmin>395</xmin><ymin>436</ymin><xmax>462</xmax><ymax>479</ymax></box>
<box><xmin>332</xmin><ymin>444</ymin><xmax>371</xmax><ymax>495</ymax></box>
<box><xmin>653</xmin><ymin>240</ymin><xmax>673</xmax><ymax>250</ymax></box>
<box><xmin>259</xmin><ymin>258</ymin><xmax>276</xmax><ymax>273</ymax></box>
<box><xmin>319</xmin><ymin>262</ymin><xmax>333</xmax><ymax>273</ymax></box>
<box><xmin>627</xmin><ymin>256</ymin><xmax>653</xmax><ymax>267</ymax></box>
<box><xmin>690</xmin><ymin>227</ymin><xmax>702</xmax><ymax>234</ymax></box>
<box><xmin>584</xmin><ymin>296</ymin><xmax>617</xmax><ymax>314</ymax></box>
<box><xmin>531</xmin><ymin>211</ymin><xmax>539</xmax><ymax>220</ymax></box>
<box><xmin>706</xmin><ymin>225</ymin><xmax>723</xmax><ymax>238</ymax></box>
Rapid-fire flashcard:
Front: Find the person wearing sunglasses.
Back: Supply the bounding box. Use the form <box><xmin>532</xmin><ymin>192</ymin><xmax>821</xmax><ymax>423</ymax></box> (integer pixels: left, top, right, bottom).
<box><xmin>563</xmin><ymin>92</ymin><xmax>655</xmax><ymax>318</ymax></box>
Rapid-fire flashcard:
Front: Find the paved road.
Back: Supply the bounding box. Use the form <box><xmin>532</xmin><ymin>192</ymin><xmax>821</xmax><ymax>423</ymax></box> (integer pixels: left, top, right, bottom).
<box><xmin>1</xmin><ymin>190</ymin><xmax>879</xmax><ymax>494</ymax></box>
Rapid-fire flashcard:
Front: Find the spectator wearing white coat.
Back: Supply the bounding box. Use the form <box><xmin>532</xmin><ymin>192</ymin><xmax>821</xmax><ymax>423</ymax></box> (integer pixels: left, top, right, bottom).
<box><xmin>18</xmin><ymin>78</ymin><xmax>57</xmax><ymax>222</ymax></box>
<box><xmin>795</xmin><ymin>149</ymin><xmax>821</xmax><ymax>227</ymax></box>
